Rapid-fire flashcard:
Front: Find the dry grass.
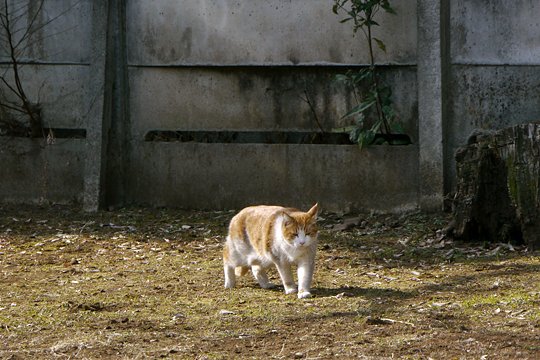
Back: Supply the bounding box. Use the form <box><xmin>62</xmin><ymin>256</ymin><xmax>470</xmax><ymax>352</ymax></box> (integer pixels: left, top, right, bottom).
<box><xmin>0</xmin><ymin>205</ymin><xmax>539</xmax><ymax>359</ymax></box>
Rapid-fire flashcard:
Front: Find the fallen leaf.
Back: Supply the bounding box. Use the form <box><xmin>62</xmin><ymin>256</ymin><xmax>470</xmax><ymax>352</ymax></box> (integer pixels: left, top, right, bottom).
<box><xmin>335</xmin><ymin>292</ymin><xmax>354</xmax><ymax>299</ymax></box>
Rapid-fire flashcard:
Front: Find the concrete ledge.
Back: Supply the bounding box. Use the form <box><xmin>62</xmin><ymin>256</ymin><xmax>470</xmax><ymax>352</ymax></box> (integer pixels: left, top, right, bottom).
<box><xmin>127</xmin><ymin>143</ymin><xmax>419</xmax><ymax>212</ymax></box>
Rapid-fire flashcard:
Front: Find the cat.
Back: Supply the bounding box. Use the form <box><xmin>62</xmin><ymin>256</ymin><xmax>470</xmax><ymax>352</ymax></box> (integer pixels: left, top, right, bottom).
<box><xmin>223</xmin><ymin>203</ymin><xmax>319</xmax><ymax>299</ymax></box>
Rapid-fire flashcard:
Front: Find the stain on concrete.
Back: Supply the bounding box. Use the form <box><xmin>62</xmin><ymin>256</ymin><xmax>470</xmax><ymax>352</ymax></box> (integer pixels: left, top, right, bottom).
<box><xmin>180</xmin><ymin>27</ymin><xmax>193</xmax><ymax>58</ymax></box>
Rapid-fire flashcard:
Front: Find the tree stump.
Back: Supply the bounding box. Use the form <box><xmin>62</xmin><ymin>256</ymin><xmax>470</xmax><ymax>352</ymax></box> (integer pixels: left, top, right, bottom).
<box><xmin>451</xmin><ymin>123</ymin><xmax>540</xmax><ymax>250</ymax></box>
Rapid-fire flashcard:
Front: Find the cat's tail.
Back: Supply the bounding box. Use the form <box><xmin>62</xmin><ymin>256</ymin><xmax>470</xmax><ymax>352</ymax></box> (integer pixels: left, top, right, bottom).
<box><xmin>235</xmin><ymin>266</ymin><xmax>249</xmax><ymax>277</ymax></box>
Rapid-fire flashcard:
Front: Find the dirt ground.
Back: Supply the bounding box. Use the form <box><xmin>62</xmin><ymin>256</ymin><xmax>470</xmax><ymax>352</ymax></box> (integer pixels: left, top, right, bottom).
<box><xmin>0</xmin><ymin>205</ymin><xmax>538</xmax><ymax>359</ymax></box>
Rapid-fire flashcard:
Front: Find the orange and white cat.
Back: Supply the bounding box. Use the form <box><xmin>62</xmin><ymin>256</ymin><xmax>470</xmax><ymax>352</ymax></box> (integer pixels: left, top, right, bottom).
<box><xmin>223</xmin><ymin>204</ymin><xmax>319</xmax><ymax>299</ymax></box>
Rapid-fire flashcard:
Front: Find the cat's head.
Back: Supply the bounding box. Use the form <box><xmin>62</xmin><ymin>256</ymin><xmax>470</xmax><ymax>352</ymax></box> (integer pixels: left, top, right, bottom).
<box><xmin>281</xmin><ymin>203</ymin><xmax>319</xmax><ymax>248</ymax></box>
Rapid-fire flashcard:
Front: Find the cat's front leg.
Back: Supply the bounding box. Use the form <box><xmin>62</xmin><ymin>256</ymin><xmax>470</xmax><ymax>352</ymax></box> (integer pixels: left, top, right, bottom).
<box><xmin>274</xmin><ymin>261</ymin><xmax>297</xmax><ymax>295</ymax></box>
<box><xmin>297</xmin><ymin>258</ymin><xmax>315</xmax><ymax>299</ymax></box>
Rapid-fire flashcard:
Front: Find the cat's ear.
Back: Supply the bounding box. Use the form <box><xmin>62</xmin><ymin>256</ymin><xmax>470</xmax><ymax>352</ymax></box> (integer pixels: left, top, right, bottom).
<box><xmin>307</xmin><ymin>203</ymin><xmax>319</xmax><ymax>219</ymax></box>
<box><xmin>282</xmin><ymin>212</ymin><xmax>294</xmax><ymax>226</ymax></box>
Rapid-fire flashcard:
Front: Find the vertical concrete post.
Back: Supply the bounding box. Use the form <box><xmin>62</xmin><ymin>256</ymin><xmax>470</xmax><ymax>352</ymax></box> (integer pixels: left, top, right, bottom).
<box><xmin>83</xmin><ymin>1</ymin><xmax>110</xmax><ymax>211</ymax></box>
<box><xmin>104</xmin><ymin>0</ymin><xmax>129</xmax><ymax>208</ymax></box>
<box><xmin>417</xmin><ymin>0</ymin><xmax>449</xmax><ymax>211</ymax></box>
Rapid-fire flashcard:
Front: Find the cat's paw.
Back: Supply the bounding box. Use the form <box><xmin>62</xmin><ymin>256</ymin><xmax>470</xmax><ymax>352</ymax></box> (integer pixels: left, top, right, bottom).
<box><xmin>284</xmin><ymin>286</ymin><xmax>298</xmax><ymax>295</ymax></box>
<box><xmin>224</xmin><ymin>281</ymin><xmax>235</xmax><ymax>289</ymax></box>
<box><xmin>298</xmin><ymin>291</ymin><xmax>312</xmax><ymax>299</ymax></box>
<box><xmin>261</xmin><ymin>282</ymin><xmax>277</xmax><ymax>289</ymax></box>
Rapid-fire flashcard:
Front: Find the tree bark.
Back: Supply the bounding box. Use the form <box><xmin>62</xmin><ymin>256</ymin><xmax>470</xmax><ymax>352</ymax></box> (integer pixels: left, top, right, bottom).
<box><xmin>451</xmin><ymin>123</ymin><xmax>540</xmax><ymax>250</ymax></box>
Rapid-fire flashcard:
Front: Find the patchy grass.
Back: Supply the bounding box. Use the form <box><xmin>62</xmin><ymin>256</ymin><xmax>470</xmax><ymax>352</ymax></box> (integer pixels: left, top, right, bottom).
<box><xmin>0</xmin><ymin>205</ymin><xmax>539</xmax><ymax>359</ymax></box>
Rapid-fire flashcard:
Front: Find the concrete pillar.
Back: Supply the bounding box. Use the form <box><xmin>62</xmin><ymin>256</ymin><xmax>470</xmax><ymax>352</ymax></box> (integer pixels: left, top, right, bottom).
<box><xmin>417</xmin><ymin>0</ymin><xmax>449</xmax><ymax>211</ymax></box>
<box><xmin>104</xmin><ymin>0</ymin><xmax>130</xmax><ymax>209</ymax></box>
<box><xmin>83</xmin><ymin>0</ymin><xmax>109</xmax><ymax>212</ymax></box>
<box><xmin>83</xmin><ymin>0</ymin><xmax>129</xmax><ymax>211</ymax></box>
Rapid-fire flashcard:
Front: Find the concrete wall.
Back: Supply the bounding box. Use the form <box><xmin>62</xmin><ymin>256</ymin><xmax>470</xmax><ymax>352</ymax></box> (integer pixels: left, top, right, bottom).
<box><xmin>126</xmin><ymin>0</ymin><xmax>418</xmax><ymax>137</ymax></box>
<box><xmin>128</xmin><ymin>143</ymin><xmax>419</xmax><ymax>213</ymax></box>
<box><xmin>0</xmin><ymin>138</ymin><xmax>84</xmax><ymax>204</ymax></box>
<box><xmin>446</xmin><ymin>0</ymin><xmax>540</xmax><ymax>190</ymax></box>
<box><xmin>123</xmin><ymin>0</ymin><xmax>420</xmax><ymax>212</ymax></box>
<box><xmin>0</xmin><ymin>0</ymin><xmax>92</xmax><ymax>63</ymax></box>
<box><xmin>126</xmin><ymin>0</ymin><xmax>416</xmax><ymax>66</ymax></box>
<box><xmin>128</xmin><ymin>67</ymin><xmax>418</xmax><ymax>138</ymax></box>
<box><xmin>1</xmin><ymin>0</ymin><xmax>538</xmax><ymax>212</ymax></box>
<box><xmin>0</xmin><ymin>1</ymin><xmax>93</xmax><ymax>205</ymax></box>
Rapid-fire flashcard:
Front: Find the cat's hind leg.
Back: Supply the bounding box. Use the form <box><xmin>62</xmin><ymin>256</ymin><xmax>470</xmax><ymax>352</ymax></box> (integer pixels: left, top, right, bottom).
<box><xmin>223</xmin><ymin>242</ymin><xmax>236</xmax><ymax>288</ymax></box>
<box><xmin>251</xmin><ymin>265</ymin><xmax>276</xmax><ymax>289</ymax></box>
<box><xmin>224</xmin><ymin>263</ymin><xmax>236</xmax><ymax>288</ymax></box>
<box><xmin>235</xmin><ymin>266</ymin><xmax>249</xmax><ymax>277</ymax></box>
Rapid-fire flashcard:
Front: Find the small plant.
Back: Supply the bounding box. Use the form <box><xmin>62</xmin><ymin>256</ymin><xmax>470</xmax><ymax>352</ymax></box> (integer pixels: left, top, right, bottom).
<box><xmin>333</xmin><ymin>0</ymin><xmax>406</xmax><ymax>148</ymax></box>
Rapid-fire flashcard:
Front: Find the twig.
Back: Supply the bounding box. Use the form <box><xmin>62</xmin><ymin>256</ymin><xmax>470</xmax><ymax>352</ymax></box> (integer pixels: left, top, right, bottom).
<box><xmin>299</xmin><ymin>88</ymin><xmax>325</xmax><ymax>133</ymax></box>
<box><xmin>277</xmin><ymin>341</ymin><xmax>287</xmax><ymax>358</ymax></box>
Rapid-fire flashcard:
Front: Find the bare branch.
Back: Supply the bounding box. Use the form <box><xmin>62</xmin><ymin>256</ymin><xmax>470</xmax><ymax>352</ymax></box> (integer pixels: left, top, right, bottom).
<box><xmin>16</xmin><ymin>0</ymin><xmax>82</xmax><ymax>50</ymax></box>
<box><xmin>15</xmin><ymin>0</ymin><xmax>44</xmax><ymax>50</ymax></box>
<box><xmin>0</xmin><ymin>75</ymin><xmax>26</xmax><ymax>101</ymax></box>
<box><xmin>0</xmin><ymin>99</ymin><xmax>26</xmax><ymax>113</ymax></box>
<box><xmin>299</xmin><ymin>87</ymin><xmax>325</xmax><ymax>133</ymax></box>
<box><xmin>0</xmin><ymin>0</ymin><xmax>79</xmax><ymax>137</ymax></box>
<box><xmin>14</xmin><ymin>24</ymin><xmax>78</xmax><ymax>58</ymax></box>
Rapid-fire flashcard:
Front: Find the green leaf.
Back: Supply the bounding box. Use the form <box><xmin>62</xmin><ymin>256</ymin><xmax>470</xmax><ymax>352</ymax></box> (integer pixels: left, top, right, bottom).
<box><xmin>373</xmin><ymin>135</ymin><xmax>387</xmax><ymax>145</ymax></box>
<box><xmin>349</xmin><ymin>127</ymin><xmax>361</xmax><ymax>143</ymax></box>
<box><xmin>378</xmin><ymin>85</ymin><xmax>392</xmax><ymax>102</ymax></box>
<box><xmin>363</xmin><ymin>130</ymin><xmax>376</xmax><ymax>146</ymax></box>
<box><xmin>352</xmin><ymin>69</ymin><xmax>371</xmax><ymax>83</ymax></box>
<box><xmin>354</xmin><ymin>112</ymin><xmax>366</xmax><ymax>126</ymax></box>
<box><xmin>341</xmin><ymin>100</ymin><xmax>375</xmax><ymax>119</ymax></box>
<box><xmin>331</xmin><ymin>125</ymin><xmax>357</xmax><ymax>133</ymax></box>
<box><xmin>382</xmin><ymin>105</ymin><xmax>395</xmax><ymax>121</ymax></box>
<box><xmin>358</xmin><ymin>136</ymin><xmax>366</xmax><ymax>149</ymax></box>
<box><xmin>370</xmin><ymin>119</ymin><xmax>383</xmax><ymax>133</ymax></box>
<box><xmin>334</xmin><ymin>74</ymin><xmax>350</xmax><ymax>84</ymax></box>
<box><xmin>381</xmin><ymin>1</ymin><xmax>397</xmax><ymax>15</ymax></box>
<box><xmin>374</xmin><ymin>37</ymin><xmax>386</xmax><ymax>53</ymax></box>
<box><xmin>390</xmin><ymin>122</ymin><xmax>405</xmax><ymax>134</ymax></box>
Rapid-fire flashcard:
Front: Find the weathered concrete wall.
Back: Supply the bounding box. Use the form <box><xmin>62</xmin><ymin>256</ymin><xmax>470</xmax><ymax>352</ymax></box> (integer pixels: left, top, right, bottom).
<box><xmin>451</xmin><ymin>0</ymin><xmax>540</xmax><ymax>65</ymax></box>
<box><xmin>0</xmin><ymin>0</ymin><xmax>93</xmax><ymax>130</ymax></box>
<box><xmin>126</xmin><ymin>64</ymin><xmax>419</xmax><ymax>211</ymax></box>
<box><xmin>126</xmin><ymin>0</ymin><xmax>416</xmax><ymax>66</ymax></box>
<box><xmin>128</xmin><ymin>66</ymin><xmax>418</xmax><ymax>138</ymax></box>
<box><xmin>446</xmin><ymin>0</ymin><xmax>540</xmax><ymax>191</ymax></box>
<box><xmin>126</xmin><ymin>0</ymin><xmax>419</xmax><ymax>139</ymax></box>
<box><xmin>0</xmin><ymin>0</ymin><xmax>92</xmax><ymax>63</ymax></box>
<box><xmin>3</xmin><ymin>0</ymin><xmax>538</xmax><ymax>214</ymax></box>
<box><xmin>123</xmin><ymin>0</ymin><xmax>420</xmax><ymax>211</ymax></box>
<box><xmin>0</xmin><ymin>1</ymin><xmax>93</xmax><ymax>204</ymax></box>
<box><xmin>0</xmin><ymin>65</ymin><xmax>92</xmax><ymax>129</ymax></box>
<box><xmin>128</xmin><ymin>143</ymin><xmax>419</xmax><ymax>213</ymax></box>
<box><xmin>0</xmin><ymin>139</ymin><xmax>84</xmax><ymax>204</ymax></box>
